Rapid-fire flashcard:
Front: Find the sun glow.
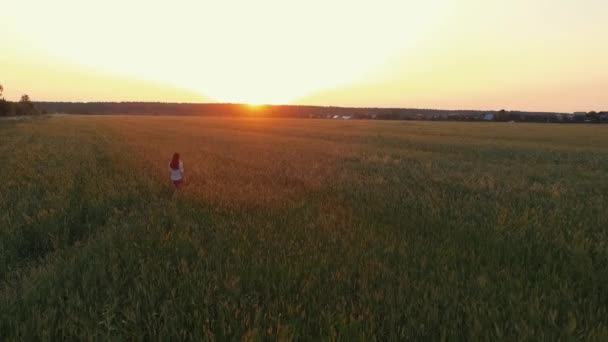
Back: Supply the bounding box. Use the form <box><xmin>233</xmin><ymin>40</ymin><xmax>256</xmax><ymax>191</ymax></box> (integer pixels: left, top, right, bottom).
<box><xmin>246</xmin><ymin>103</ymin><xmax>266</xmax><ymax>111</ymax></box>
<box><xmin>1</xmin><ymin>0</ymin><xmax>607</xmax><ymax>111</ymax></box>
<box><xmin>1</xmin><ymin>0</ymin><xmax>448</xmax><ymax>104</ymax></box>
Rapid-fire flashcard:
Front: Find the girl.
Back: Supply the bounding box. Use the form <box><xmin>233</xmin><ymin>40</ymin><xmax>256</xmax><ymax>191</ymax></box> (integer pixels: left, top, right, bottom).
<box><xmin>169</xmin><ymin>152</ymin><xmax>184</xmax><ymax>188</ymax></box>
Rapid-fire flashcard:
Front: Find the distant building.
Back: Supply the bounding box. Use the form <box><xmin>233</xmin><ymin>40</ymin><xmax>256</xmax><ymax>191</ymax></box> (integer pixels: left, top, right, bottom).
<box><xmin>483</xmin><ymin>113</ymin><xmax>494</xmax><ymax>121</ymax></box>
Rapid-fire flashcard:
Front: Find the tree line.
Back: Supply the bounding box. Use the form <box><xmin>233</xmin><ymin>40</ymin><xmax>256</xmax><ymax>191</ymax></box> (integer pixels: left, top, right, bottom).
<box><xmin>34</xmin><ymin>101</ymin><xmax>607</xmax><ymax>123</ymax></box>
<box><xmin>2</xmin><ymin>83</ymin><xmax>605</xmax><ymax>122</ymax></box>
<box><xmin>0</xmin><ymin>84</ymin><xmax>42</xmax><ymax>116</ymax></box>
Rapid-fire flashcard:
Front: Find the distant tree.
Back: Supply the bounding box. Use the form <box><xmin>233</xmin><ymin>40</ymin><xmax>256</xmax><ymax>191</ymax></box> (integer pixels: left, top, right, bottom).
<box><xmin>496</xmin><ymin>109</ymin><xmax>510</xmax><ymax>122</ymax></box>
<box><xmin>586</xmin><ymin>111</ymin><xmax>599</xmax><ymax>122</ymax></box>
<box><xmin>0</xmin><ymin>99</ymin><xmax>10</xmax><ymax>116</ymax></box>
<box><xmin>571</xmin><ymin>114</ymin><xmax>584</xmax><ymax>123</ymax></box>
<box><xmin>16</xmin><ymin>94</ymin><xmax>38</xmax><ymax>116</ymax></box>
<box><xmin>0</xmin><ymin>84</ymin><xmax>13</xmax><ymax>117</ymax></box>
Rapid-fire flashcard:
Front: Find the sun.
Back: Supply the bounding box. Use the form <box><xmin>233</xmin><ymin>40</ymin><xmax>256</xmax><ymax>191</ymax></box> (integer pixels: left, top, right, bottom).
<box><xmin>241</xmin><ymin>103</ymin><xmax>269</xmax><ymax>115</ymax></box>
<box><xmin>246</xmin><ymin>103</ymin><xmax>266</xmax><ymax>110</ymax></box>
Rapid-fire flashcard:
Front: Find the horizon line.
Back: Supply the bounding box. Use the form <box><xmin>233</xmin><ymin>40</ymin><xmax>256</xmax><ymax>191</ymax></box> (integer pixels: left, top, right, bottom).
<box><xmin>28</xmin><ymin>100</ymin><xmax>596</xmax><ymax>115</ymax></box>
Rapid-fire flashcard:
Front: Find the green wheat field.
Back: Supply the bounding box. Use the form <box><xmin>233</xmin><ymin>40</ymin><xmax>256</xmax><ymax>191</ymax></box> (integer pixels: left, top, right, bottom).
<box><xmin>1</xmin><ymin>115</ymin><xmax>607</xmax><ymax>340</ymax></box>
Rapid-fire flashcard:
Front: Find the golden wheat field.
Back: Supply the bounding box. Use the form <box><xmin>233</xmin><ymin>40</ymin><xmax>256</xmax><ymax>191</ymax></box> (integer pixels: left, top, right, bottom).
<box><xmin>1</xmin><ymin>115</ymin><xmax>607</xmax><ymax>340</ymax></box>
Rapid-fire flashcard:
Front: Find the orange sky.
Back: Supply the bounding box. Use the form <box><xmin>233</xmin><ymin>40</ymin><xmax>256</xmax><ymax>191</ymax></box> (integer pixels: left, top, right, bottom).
<box><xmin>1</xmin><ymin>0</ymin><xmax>607</xmax><ymax>112</ymax></box>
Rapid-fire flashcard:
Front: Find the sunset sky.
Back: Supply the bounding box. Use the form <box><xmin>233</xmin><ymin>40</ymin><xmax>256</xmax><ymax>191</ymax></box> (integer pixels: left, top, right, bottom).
<box><xmin>1</xmin><ymin>0</ymin><xmax>607</xmax><ymax>112</ymax></box>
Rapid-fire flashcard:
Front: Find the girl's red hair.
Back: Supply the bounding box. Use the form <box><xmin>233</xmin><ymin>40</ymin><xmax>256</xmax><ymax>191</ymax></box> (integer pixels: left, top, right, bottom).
<box><xmin>170</xmin><ymin>153</ymin><xmax>180</xmax><ymax>170</ymax></box>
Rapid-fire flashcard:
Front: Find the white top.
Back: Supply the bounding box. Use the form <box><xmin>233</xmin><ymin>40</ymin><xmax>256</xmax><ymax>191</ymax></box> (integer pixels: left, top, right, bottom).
<box><xmin>169</xmin><ymin>160</ymin><xmax>184</xmax><ymax>181</ymax></box>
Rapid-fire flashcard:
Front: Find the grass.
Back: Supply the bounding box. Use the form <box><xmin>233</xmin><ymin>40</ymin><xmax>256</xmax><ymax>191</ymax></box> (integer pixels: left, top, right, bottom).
<box><xmin>1</xmin><ymin>115</ymin><xmax>607</xmax><ymax>340</ymax></box>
